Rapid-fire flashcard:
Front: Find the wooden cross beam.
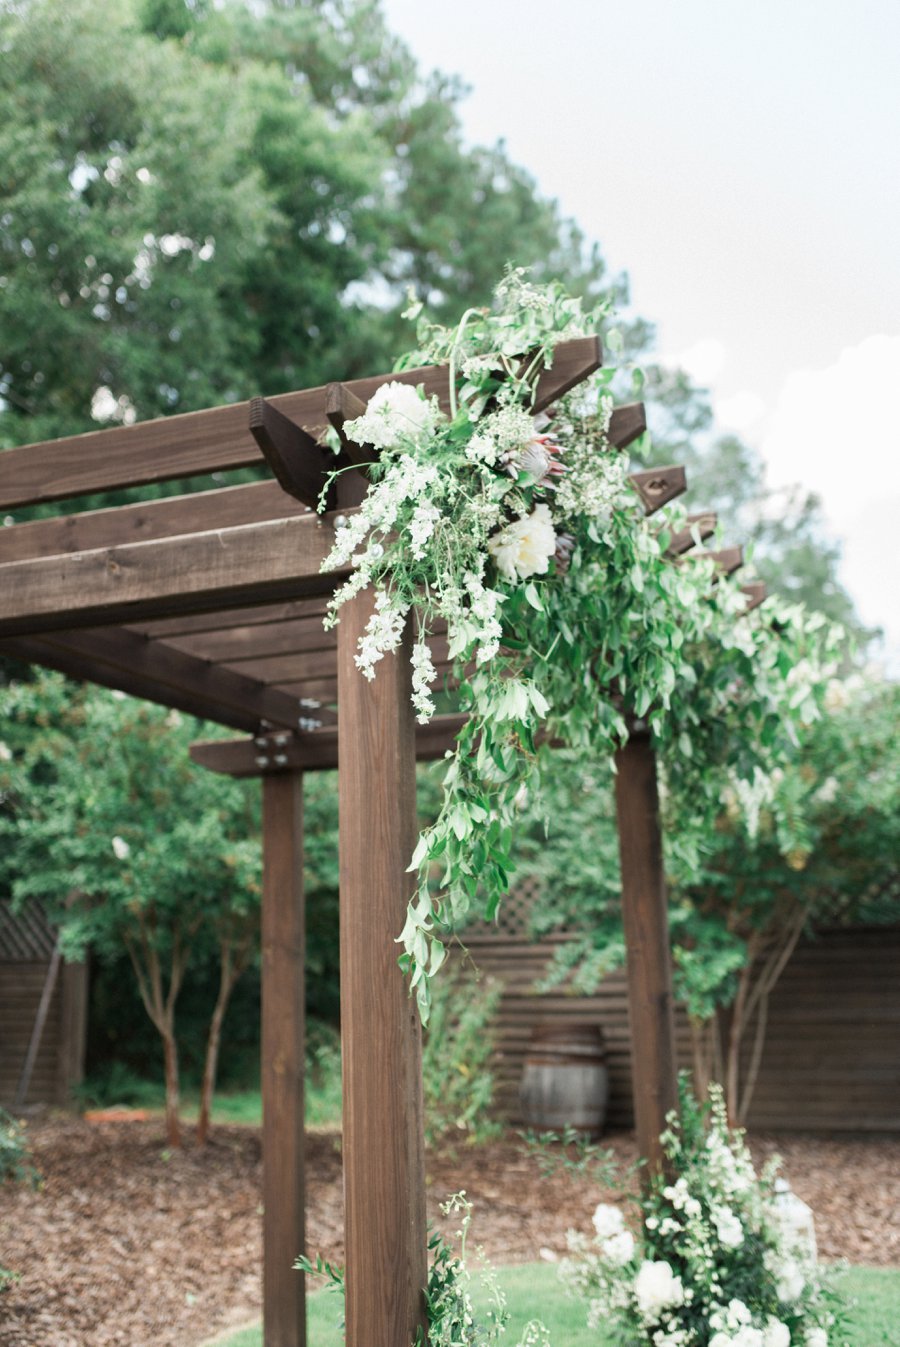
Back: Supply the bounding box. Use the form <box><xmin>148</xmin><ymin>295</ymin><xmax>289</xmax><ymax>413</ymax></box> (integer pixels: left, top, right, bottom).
<box><xmin>741</xmin><ymin>581</ymin><xmax>767</xmax><ymax>611</ymax></box>
<box><xmin>665</xmin><ymin>512</ymin><xmax>718</xmax><ymax>557</ymax></box>
<box><xmin>630</xmin><ymin>465</ymin><xmax>688</xmax><ymax>514</ymax></box>
<box><xmin>0</xmin><ymin>513</ymin><xmax>349</xmax><ymax>638</ymax></box>
<box><xmin>249</xmin><ymin>397</ymin><xmax>336</xmax><ymax>511</ymax></box>
<box><xmin>190</xmin><ymin>714</ymin><xmax>468</xmax><ymax>777</ymax></box>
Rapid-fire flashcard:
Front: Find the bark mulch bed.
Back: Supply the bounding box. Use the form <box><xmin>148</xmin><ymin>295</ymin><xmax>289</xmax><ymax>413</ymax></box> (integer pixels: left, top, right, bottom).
<box><xmin>2</xmin><ymin>1116</ymin><xmax>898</xmax><ymax>1347</ymax></box>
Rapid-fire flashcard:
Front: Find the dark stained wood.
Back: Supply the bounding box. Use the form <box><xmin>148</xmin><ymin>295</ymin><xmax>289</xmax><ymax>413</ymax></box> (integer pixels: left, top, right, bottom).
<box><xmin>665</xmin><ymin>512</ymin><xmax>718</xmax><ymax>557</ymax></box>
<box><xmin>0</xmin><ymin>629</ymin><xmax>305</xmax><ymax>732</ymax></box>
<box><xmin>0</xmin><ymin>480</ymin><xmax>310</xmax><ymax>566</ymax></box>
<box><xmin>250</xmin><ymin>398</ymin><xmax>337</xmax><ymax>511</ymax></box>
<box><xmin>610</xmin><ymin>402</ymin><xmax>647</xmax><ymax>449</ymax></box>
<box><xmin>741</xmin><ymin>581</ymin><xmax>767</xmax><ymax>611</ymax></box>
<box><xmin>629</xmin><ymin>465</ymin><xmax>688</xmax><ymax>514</ymax></box>
<box><xmin>614</xmin><ymin>730</ymin><xmax>679</xmax><ymax>1177</ymax></box>
<box><xmin>0</xmin><ymin>338</ymin><xmax>602</xmax><ymax>510</ymax></box>
<box><xmin>190</xmin><ymin>713</ymin><xmax>467</xmax><ymax>777</ymax></box>
<box><xmin>0</xmin><ymin>513</ymin><xmax>350</xmax><ymax>638</ymax></box>
<box><xmin>261</xmin><ymin>772</ymin><xmax>306</xmax><ymax>1347</ymax></box>
<box><xmin>326</xmin><ymin>384</ymin><xmax>378</xmax><ymax>470</ymax></box>
<box><xmin>532</xmin><ymin>335</ymin><xmax>603</xmax><ymax>412</ymax></box>
<box><xmin>166</xmin><ymin>617</ymin><xmax>336</xmax><ymax>664</ymax></box>
<box><xmin>337</xmin><ymin>594</ymin><xmax>426</xmax><ymax>1347</ymax></box>
<box><xmin>132</xmin><ymin>599</ymin><xmax>329</xmax><ymax>640</ymax></box>
<box><xmin>703</xmin><ymin>545</ymin><xmax>744</xmax><ymax>576</ymax></box>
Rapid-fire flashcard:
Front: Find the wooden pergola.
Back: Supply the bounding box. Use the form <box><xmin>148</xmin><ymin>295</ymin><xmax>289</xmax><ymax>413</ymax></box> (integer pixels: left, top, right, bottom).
<box><xmin>0</xmin><ymin>338</ymin><xmax>760</xmax><ymax>1347</ymax></box>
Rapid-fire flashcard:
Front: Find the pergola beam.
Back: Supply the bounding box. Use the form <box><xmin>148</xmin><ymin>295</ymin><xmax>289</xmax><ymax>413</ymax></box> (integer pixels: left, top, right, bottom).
<box><xmin>0</xmin><ymin>337</ymin><xmax>603</xmax><ymax>511</ymax></box>
<box><xmin>0</xmin><ymin>513</ymin><xmax>349</xmax><ymax>638</ymax></box>
<box><xmin>0</xmin><ymin>628</ymin><xmax>309</xmax><ymax>732</ymax></box>
<box><xmin>190</xmin><ymin>714</ymin><xmax>468</xmax><ymax>776</ymax></box>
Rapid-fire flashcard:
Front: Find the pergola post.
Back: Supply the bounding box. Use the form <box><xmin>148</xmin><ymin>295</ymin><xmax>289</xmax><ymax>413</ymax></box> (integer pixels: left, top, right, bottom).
<box><xmin>337</xmin><ymin>593</ymin><xmax>427</xmax><ymax>1347</ymax></box>
<box><xmin>261</xmin><ymin>770</ymin><xmax>306</xmax><ymax>1347</ymax></box>
<box><xmin>614</xmin><ymin>728</ymin><xmax>679</xmax><ymax>1176</ymax></box>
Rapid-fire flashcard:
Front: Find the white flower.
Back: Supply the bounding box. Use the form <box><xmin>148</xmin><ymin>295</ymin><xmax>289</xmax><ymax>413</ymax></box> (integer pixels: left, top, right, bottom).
<box><xmin>487</xmin><ymin>504</ymin><xmax>557</xmax><ymax>581</ymax></box>
<box><xmin>712</xmin><ymin>1206</ymin><xmax>744</xmax><ymax>1248</ymax></box>
<box><xmin>763</xmin><ymin>1318</ymin><xmax>791</xmax><ymax>1347</ymax></box>
<box><xmin>602</xmin><ymin>1230</ymin><xmax>635</xmax><ymax>1266</ymax></box>
<box><xmin>345</xmin><ymin>380</ymin><xmax>437</xmax><ymax>449</ymax></box>
<box><xmin>592</xmin><ymin>1203</ymin><xmax>625</xmax><ymax>1240</ymax></box>
<box><xmin>111</xmin><ymin>836</ymin><xmax>130</xmax><ymax>860</ymax></box>
<box><xmin>0</xmin><ymin>741</ymin><xmax>11</xmax><ymax>761</ymax></box>
<box><xmin>774</xmin><ymin>1259</ymin><xmax>805</xmax><ymax>1304</ymax></box>
<box><xmin>733</xmin><ymin>1330</ymin><xmax>765</xmax><ymax>1347</ymax></box>
<box><xmin>633</xmin><ymin>1260</ymin><xmax>685</xmax><ymax>1322</ymax></box>
<box><xmin>804</xmin><ymin>1330</ymin><xmax>828</xmax><ymax>1347</ymax></box>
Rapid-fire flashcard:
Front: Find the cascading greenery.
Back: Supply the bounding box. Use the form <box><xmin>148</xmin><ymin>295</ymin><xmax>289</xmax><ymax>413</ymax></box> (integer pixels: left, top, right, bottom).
<box><xmin>320</xmin><ymin>273</ymin><xmax>842</xmax><ymax>1019</ymax></box>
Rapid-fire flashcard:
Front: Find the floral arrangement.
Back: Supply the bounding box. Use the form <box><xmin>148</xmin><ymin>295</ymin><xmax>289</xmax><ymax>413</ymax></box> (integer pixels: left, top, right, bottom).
<box><xmin>319</xmin><ymin>272</ymin><xmax>841</xmax><ymax>1016</ymax></box>
<box><xmin>560</xmin><ymin>1086</ymin><xmax>843</xmax><ymax>1347</ymax></box>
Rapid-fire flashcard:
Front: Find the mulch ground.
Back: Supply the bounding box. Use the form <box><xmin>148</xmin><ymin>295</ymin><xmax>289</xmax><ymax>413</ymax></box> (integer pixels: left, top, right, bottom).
<box><xmin>2</xmin><ymin>1116</ymin><xmax>898</xmax><ymax>1347</ymax></box>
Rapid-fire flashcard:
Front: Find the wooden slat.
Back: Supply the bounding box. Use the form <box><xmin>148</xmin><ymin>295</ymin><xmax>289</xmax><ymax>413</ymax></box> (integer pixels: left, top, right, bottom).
<box><xmin>338</xmin><ymin>599</ymin><xmax>426</xmax><ymax>1347</ymax></box>
<box><xmin>0</xmin><ymin>480</ymin><xmax>310</xmax><ymax>565</ymax></box>
<box><xmin>741</xmin><ymin>581</ymin><xmax>767</xmax><ymax>611</ymax></box>
<box><xmin>629</xmin><ymin>465</ymin><xmax>687</xmax><ymax>514</ymax></box>
<box><xmin>665</xmin><ymin>512</ymin><xmax>718</xmax><ymax>557</ymax></box>
<box><xmin>250</xmin><ymin>397</ymin><xmax>337</xmax><ymax>511</ymax></box>
<box><xmin>0</xmin><ymin>513</ymin><xmax>349</xmax><ymax>638</ymax></box>
<box><xmin>190</xmin><ymin>714</ymin><xmax>467</xmax><ymax>777</ymax></box>
<box><xmin>0</xmin><ymin>338</ymin><xmax>602</xmax><ymax>510</ymax></box>
<box><xmin>166</xmin><ymin>616</ymin><xmax>336</xmax><ymax>664</ymax></box>
<box><xmin>609</xmin><ymin>403</ymin><xmax>647</xmax><ymax>450</ymax></box>
<box><xmin>531</xmin><ymin>335</ymin><xmax>603</xmax><ymax>412</ymax></box>
<box><xmin>0</xmin><ymin>629</ymin><xmax>306</xmax><ymax>732</ymax></box>
<box><xmin>261</xmin><ymin>771</ymin><xmax>306</xmax><ymax>1347</ymax></box>
<box><xmin>133</xmin><ymin>599</ymin><xmax>329</xmax><ymax>640</ymax></box>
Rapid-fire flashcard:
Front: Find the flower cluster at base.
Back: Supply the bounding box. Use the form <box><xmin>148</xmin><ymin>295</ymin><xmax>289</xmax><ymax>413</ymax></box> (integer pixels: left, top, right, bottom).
<box><xmin>560</xmin><ymin>1087</ymin><xmax>842</xmax><ymax>1347</ymax></box>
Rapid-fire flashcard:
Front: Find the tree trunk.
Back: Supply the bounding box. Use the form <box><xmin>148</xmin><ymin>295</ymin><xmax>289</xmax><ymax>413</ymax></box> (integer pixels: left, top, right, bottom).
<box><xmin>162</xmin><ymin>1028</ymin><xmax>181</xmax><ymax>1148</ymax></box>
<box><xmin>197</xmin><ymin>937</ymin><xmax>249</xmax><ymax>1146</ymax></box>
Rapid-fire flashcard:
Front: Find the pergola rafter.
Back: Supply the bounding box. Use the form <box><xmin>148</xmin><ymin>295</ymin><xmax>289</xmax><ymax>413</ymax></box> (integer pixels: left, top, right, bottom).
<box><xmin>0</xmin><ymin>334</ymin><xmax>765</xmax><ymax>1347</ymax></box>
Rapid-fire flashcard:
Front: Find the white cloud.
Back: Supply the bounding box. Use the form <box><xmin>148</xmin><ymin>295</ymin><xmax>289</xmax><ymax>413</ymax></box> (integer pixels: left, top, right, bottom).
<box><xmin>760</xmin><ymin>334</ymin><xmax>900</xmax><ymax>661</ymax></box>
<box><xmin>716</xmin><ymin>390</ymin><xmax>766</xmax><ymax>434</ymax></box>
<box><xmin>670</xmin><ymin>336</ymin><xmax>727</xmax><ymax>386</ymax></box>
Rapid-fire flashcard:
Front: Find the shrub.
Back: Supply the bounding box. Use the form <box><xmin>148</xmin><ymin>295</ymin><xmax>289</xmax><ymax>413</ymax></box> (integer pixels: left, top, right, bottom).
<box><xmin>422</xmin><ymin>967</ymin><xmax>503</xmax><ymax>1148</ymax></box>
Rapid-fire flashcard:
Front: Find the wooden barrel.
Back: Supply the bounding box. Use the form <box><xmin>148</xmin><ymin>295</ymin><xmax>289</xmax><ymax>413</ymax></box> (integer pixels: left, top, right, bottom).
<box><xmin>519</xmin><ymin>1023</ymin><xmax>609</xmax><ymax>1136</ymax></box>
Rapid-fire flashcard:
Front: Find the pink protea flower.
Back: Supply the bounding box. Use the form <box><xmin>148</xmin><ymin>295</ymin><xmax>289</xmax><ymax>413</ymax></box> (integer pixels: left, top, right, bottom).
<box><xmin>504</xmin><ymin>433</ymin><xmax>567</xmax><ymax>489</ymax></box>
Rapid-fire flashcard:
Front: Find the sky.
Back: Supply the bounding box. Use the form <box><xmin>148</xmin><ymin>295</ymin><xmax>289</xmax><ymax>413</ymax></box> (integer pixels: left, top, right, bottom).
<box><xmin>380</xmin><ymin>0</ymin><xmax>899</xmax><ymax>665</ymax></box>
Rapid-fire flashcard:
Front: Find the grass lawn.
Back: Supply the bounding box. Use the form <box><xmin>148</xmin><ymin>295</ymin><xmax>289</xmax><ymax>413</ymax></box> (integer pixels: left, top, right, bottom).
<box><xmin>204</xmin><ymin>1264</ymin><xmax>900</xmax><ymax>1346</ymax></box>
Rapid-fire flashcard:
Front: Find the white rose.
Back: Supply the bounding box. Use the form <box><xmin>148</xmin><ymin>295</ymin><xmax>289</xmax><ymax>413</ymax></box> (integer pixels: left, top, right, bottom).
<box><xmin>804</xmin><ymin>1329</ymin><xmax>828</xmax><ymax>1347</ymax></box>
<box><xmin>633</xmin><ymin>1260</ymin><xmax>685</xmax><ymax>1322</ymax></box>
<box><xmin>763</xmin><ymin>1318</ymin><xmax>791</xmax><ymax>1347</ymax></box>
<box><xmin>592</xmin><ymin>1203</ymin><xmax>625</xmax><ymax>1240</ymax></box>
<box><xmin>487</xmin><ymin>504</ymin><xmax>557</xmax><ymax>581</ymax></box>
<box><xmin>111</xmin><ymin>835</ymin><xmax>130</xmax><ymax>861</ymax></box>
<box><xmin>709</xmin><ymin>1335</ymin><xmax>732</xmax><ymax>1347</ymax></box>
<box><xmin>346</xmin><ymin>381</ymin><xmax>436</xmax><ymax>449</ymax></box>
<box><xmin>602</xmin><ymin>1230</ymin><xmax>635</xmax><ymax>1266</ymax></box>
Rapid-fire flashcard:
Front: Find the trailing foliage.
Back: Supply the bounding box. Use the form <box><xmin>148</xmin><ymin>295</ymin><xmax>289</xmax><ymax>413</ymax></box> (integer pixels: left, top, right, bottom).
<box><xmin>320</xmin><ymin>274</ymin><xmax>842</xmax><ymax>1018</ymax></box>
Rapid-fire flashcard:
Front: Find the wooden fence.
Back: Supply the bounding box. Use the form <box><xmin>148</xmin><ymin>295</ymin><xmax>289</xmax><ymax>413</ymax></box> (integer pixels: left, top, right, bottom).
<box><xmin>464</xmin><ymin>883</ymin><xmax>900</xmax><ymax>1132</ymax></box>
<box><xmin>0</xmin><ymin>900</ymin><xmax>87</xmax><ymax>1108</ymax></box>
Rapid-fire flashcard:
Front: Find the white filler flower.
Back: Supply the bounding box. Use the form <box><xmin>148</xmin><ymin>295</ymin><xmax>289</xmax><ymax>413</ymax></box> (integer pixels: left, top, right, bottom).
<box><xmin>487</xmin><ymin>503</ymin><xmax>557</xmax><ymax>581</ymax></box>
<box><xmin>633</xmin><ymin>1259</ymin><xmax>685</xmax><ymax>1322</ymax></box>
<box><xmin>592</xmin><ymin>1203</ymin><xmax>626</xmax><ymax>1240</ymax></box>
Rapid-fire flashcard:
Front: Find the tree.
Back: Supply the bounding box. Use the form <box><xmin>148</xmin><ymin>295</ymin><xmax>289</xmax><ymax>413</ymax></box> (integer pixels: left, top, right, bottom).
<box><xmin>515</xmin><ymin>675</ymin><xmax>899</xmax><ymax>1122</ymax></box>
<box><xmin>0</xmin><ymin>674</ymin><xmax>262</xmax><ymax>1145</ymax></box>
